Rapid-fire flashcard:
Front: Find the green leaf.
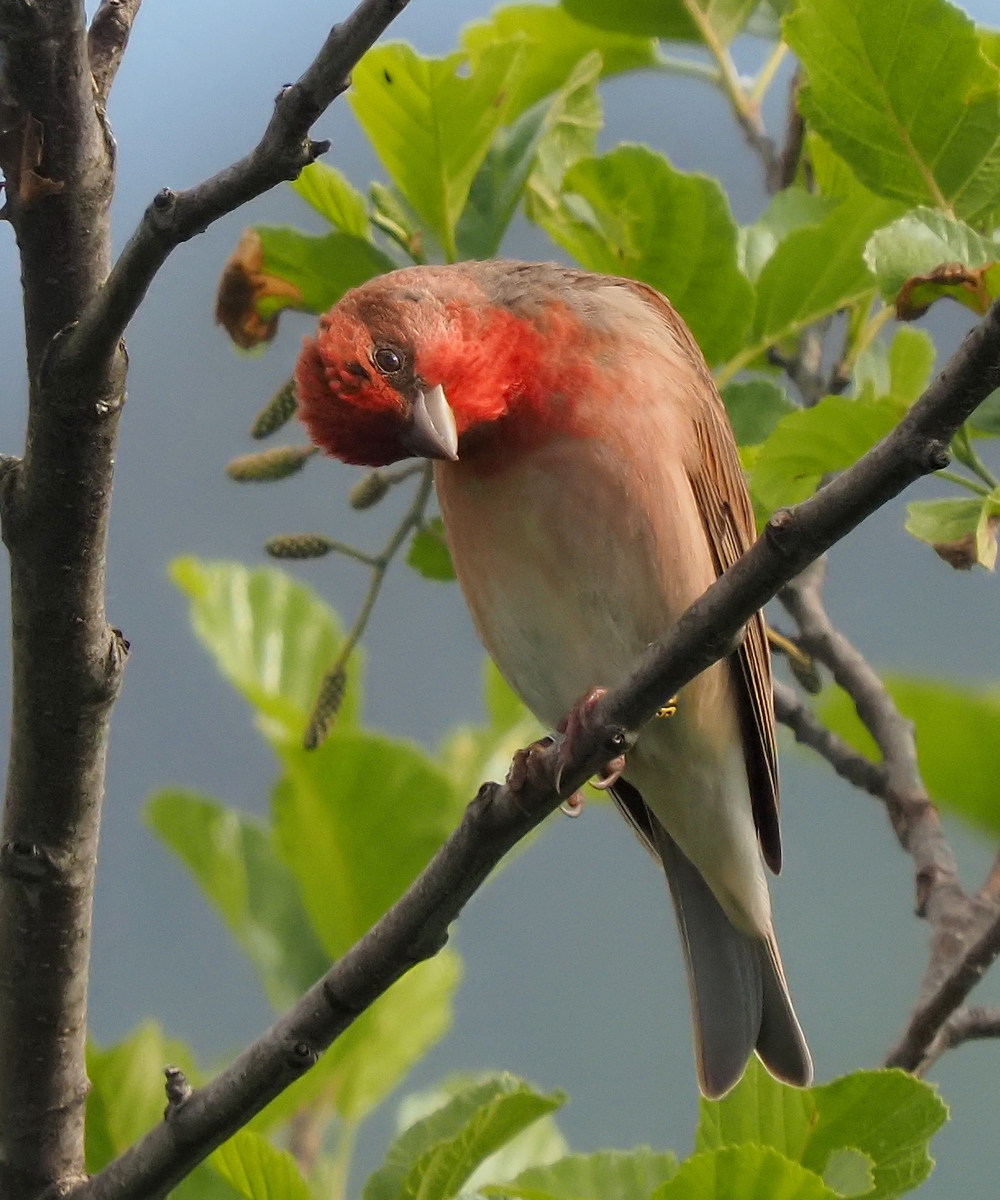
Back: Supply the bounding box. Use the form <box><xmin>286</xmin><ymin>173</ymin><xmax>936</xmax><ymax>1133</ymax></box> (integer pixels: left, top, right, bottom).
<box><xmin>291</xmin><ymin>162</ymin><xmax>370</xmax><ymax>238</ymax></box>
<box><xmin>489</xmin><ymin>1149</ymin><xmax>679</xmax><ymax>1200</ymax></box>
<box><xmin>785</xmin><ymin>0</ymin><xmax>1000</xmax><ymax>225</ymax></box>
<box><xmin>439</xmin><ymin>659</ymin><xmax>542</xmax><ymax>799</ymax></box>
<box><xmin>863</xmin><ymin>208</ymin><xmax>1000</xmax><ymax>318</ymax></box>
<box><xmin>750</xmin><ymin>395</ymin><xmax>901</xmax><ymax>517</ymax></box>
<box><xmin>371</xmin><ymin>182</ymin><xmax>429</xmax><ymax>262</ymax></box>
<box><xmin>696</xmin><ymin>1059</ymin><xmax>812</xmax><ymax>1160</ymax></box>
<box><xmin>906</xmin><ymin>493</ymin><xmax>1000</xmax><ymax>570</ymax></box>
<box><xmin>722</xmin><ymin>380</ymin><xmax>796</xmax><ymax>447</ymax></box>
<box><xmin>653</xmin><ymin>1145</ymin><xmax>837</xmax><ymax>1200</ymax></box>
<box><xmin>523</xmin><ymin>54</ymin><xmax>603</xmax><ymax>227</ymax></box>
<box><xmin>213</xmin><ymin>1130</ymin><xmax>313</xmax><ymax>1200</ymax></box>
<box><xmin>145</xmin><ymin>791</ymin><xmax>329</xmax><ymax>1010</ymax></box>
<box><xmin>172</xmin><ymin>1164</ymin><xmax>247</xmax><ymax>1200</ymax></box>
<box><xmin>364</xmin><ymin>1075</ymin><xmax>566</xmax><ymax>1200</ymax></box>
<box><xmin>86</xmin><ymin>1023</ymin><xmax>199</xmax><ymax>1172</ymax></box>
<box><xmin>970</xmin><ymin>387</ymin><xmax>1000</xmax><ymax>435</ymax></box>
<box><xmin>821</xmin><ymin>1149</ymin><xmax>876</xmax><ymax>1199</ymax></box>
<box><xmin>800</xmin><ymin>1071</ymin><xmax>946</xmax><ymax>1200</ymax></box>
<box><xmin>170</xmin><ymin>558</ymin><xmax>362</xmax><ymax>744</ymax></box>
<box><xmin>564</xmin><ymin>0</ymin><xmax>758</xmax><ymax>45</ymax></box>
<box><xmin>273</xmin><ymin>730</ymin><xmax>462</xmax><ymax>957</ymax></box>
<box><xmin>820</xmin><ymin>677</ymin><xmax>1000</xmax><ymax>838</ymax></box>
<box><xmin>461</xmin><ymin>5</ymin><xmax>655</xmax><ymax>119</ymax></box>
<box><xmin>887</xmin><ymin>327</ymin><xmax>935</xmax><ymax>407</ymax></box>
<box><xmin>254</xmin><ymin>952</ymin><xmax>461</xmax><ymax>1128</ymax></box>
<box><xmin>408</xmin><ymin>517</ymin><xmax>457</xmax><ymax>582</ymax></box>
<box><xmin>349</xmin><ymin>41</ymin><xmax>526</xmax><ymax>260</ymax></box>
<box><xmin>748</xmin><ymin>190</ymin><xmax>904</xmax><ymax>351</ymax></box>
<box><xmin>254</xmin><ymin>226</ymin><xmax>394</xmax><ymax>318</ymax></box>
<box><xmin>982</xmin><ymin>27</ymin><xmax>1000</xmax><ymax>71</ymax></box>
<box><xmin>739</xmin><ymin>188</ymin><xmax>838</xmax><ymax>283</ymax></box>
<box><xmin>695</xmin><ymin>1064</ymin><xmax>945</xmax><ymax>1200</ymax></box>
<box><xmin>535</xmin><ymin>144</ymin><xmax>753</xmax><ymax>364</ymax></box>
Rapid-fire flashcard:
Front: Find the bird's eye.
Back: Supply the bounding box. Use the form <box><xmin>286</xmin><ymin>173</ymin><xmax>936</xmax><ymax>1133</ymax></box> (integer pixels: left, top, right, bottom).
<box><xmin>373</xmin><ymin>346</ymin><xmax>403</xmax><ymax>374</ymax></box>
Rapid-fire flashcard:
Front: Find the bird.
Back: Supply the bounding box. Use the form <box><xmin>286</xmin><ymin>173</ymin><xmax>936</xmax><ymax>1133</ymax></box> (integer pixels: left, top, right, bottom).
<box><xmin>295</xmin><ymin>259</ymin><xmax>812</xmax><ymax>1099</ymax></box>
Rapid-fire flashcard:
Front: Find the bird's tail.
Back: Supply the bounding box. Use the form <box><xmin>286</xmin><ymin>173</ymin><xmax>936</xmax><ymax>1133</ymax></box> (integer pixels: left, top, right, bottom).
<box><xmin>655</xmin><ymin>826</ymin><xmax>812</xmax><ymax>1099</ymax></box>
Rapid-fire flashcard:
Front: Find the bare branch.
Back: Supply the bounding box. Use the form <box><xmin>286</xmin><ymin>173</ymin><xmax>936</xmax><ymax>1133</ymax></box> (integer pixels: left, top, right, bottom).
<box><xmin>917</xmin><ymin>1005</ymin><xmax>1000</xmax><ymax>1074</ymax></box>
<box><xmin>88</xmin><ymin>0</ymin><xmax>142</xmax><ymax>104</ymax></box>
<box><xmin>56</xmin><ymin>0</ymin><xmax>411</xmax><ymax>379</ymax></box>
<box><xmin>778</xmin><ymin>559</ymin><xmax>1000</xmax><ymax>1074</ymax></box>
<box><xmin>68</xmin><ymin>296</ymin><xmax>1000</xmax><ymax>1200</ymax></box>
<box><xmin>773</xmin><ymin>678</ymin><xmax>887</xmax><ymax>797</ymax></box>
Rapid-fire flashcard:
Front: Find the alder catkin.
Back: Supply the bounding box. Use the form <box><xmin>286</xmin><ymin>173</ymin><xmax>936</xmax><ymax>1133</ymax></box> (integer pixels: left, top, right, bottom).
<box><xmin>226</xmin><ymin>445</ymin><xmax>316</xmax><ymax>482</ymax></box>
<box><xmin>265</xmin><ymin>534</ymin><xmax>335</xmax><ymax>559</ymax></box>
<box><xmin>349</xmin><ymin>470</ymin><xmax>391</xmax><ymax>510</ymax></box>
<box><xmin>251</xmin><ymin>378</ymin><xmax>298</xmax><ymax>439</ymax></box>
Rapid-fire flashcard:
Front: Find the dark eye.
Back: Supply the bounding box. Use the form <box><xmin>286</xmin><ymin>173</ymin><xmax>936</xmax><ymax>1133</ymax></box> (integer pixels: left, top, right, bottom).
<box><xmin>373</xmin><ymin>346</ymin><xmax>403</xmax><ymax>374</ymax></box>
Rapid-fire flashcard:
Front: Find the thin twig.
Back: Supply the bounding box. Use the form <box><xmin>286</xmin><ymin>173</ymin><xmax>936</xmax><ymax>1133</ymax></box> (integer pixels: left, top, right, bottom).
<box><xmin>54</xmin><ymin>0</ymin><xmax>412</xmax><ymax>379</ymax></box>
<box><xmin>304</xmin><ymin>464</ymin><xmax>434</xmax><ymax>748</ymax></box>
<box><xmin>67</xmin><ymin>295</ymin><xmax>1000</xmax><ymax>1200</ymax></box>
<box><xmin>916</xmin><ymin>1005</ymin><xmax>1000</xmax><ymax>1075</ymax></box>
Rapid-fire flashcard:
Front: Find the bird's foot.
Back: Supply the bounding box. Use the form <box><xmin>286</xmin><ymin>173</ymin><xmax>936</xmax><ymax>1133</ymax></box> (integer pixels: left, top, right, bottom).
<box><xmin>656</xmin><ymin>694</ymin><xmax>679</xmax><ymax>719</ymax></box>
<box><xmin>555</xmin><ymin>686</ymin><xmax>626</xmax><ymax>794</ymax></box>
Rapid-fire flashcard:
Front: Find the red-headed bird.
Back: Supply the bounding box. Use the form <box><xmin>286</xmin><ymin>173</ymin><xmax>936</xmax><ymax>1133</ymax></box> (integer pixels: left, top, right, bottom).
<box><xmin>296</xmin><ymin>260</ymin><xmax>812</xmax><ymax>1098</ymax></box>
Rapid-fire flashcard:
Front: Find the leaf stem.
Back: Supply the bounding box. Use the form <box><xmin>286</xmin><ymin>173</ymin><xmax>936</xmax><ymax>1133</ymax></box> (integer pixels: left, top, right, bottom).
<box><xmin>750</xmin><ymin>41</ymin><xmax>788</xmax><ymax>104</ymax></box>
<box><xmin>304</xmin><ymin>463</ymin><xmax>435</xmax><ymax>748</ymax></box>
<box><xmin>953</xmin><ymin>423</ymin><xmax>999</xmax><ymax>489</ymax></box>
<box><xmin>652</xmin><ymin>52</ymin><xmax>721</xmax><ymax>84</ymax></box>
<box><xmin>934</xmin><ymin>469</ymin><xmax>991</xmax><ymax>497</ymax></box>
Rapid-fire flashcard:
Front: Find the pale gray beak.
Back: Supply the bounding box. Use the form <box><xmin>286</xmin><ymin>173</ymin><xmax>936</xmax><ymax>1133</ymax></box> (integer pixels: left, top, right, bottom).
<box><xmin>406</xmin><ymin>383</ymin><xmax>458</xmax><ymax>461</ymax></box>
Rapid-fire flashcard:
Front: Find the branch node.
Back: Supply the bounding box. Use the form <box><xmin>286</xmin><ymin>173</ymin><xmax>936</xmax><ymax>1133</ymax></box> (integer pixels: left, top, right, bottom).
<box><xmin>163</xmin><ymin>1065</ymin><xmax>192</xmax><ymax>1117</ymax></box>
<box><xmin>307</xmin><ymin>139</ymin><xmax>330</xmax><ymax>161</ymax></box>
<box><xmin>0</xmin><ymin>840</ymin><xmax>57</xmax><ymax>883</ymax></box>
<box><xmin>285</xmin><ymin>1041</ymin><xmax>319</xmax><ymax>1072</ymax></box>
<box><xmin>764</xmin><ymin>507</ymin><xmax>796</xmax><ymax>554</ymax></box>
<box><xmin>924</xmin><ymin>440</ymin><xmax>951</xmax><ymax>471</ymax></box>
<box><xmin>152</xmin><ymin>187</ymin><xmax>175</xmax><ymax>214</ymax></box>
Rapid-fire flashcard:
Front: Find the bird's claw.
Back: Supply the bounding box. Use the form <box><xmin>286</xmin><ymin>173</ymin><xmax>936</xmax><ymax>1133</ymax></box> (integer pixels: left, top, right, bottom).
<box><xmin>555</xmin><ymin>686</ymin><xmax>627</xmax><ymax>795</ymax></box>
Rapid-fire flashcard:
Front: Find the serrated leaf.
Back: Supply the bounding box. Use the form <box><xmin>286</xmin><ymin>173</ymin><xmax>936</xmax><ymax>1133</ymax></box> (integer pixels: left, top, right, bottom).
<box><xmin>461</xmin><ymin>5</ymin><xmax>655</xmax><ymax>119</ymax></box>
<box><xmin>86</xmin><ymin>1023</ymin><xmax>199</xmax><ymax>1172</ymax></box>
<box><xmin>785</xmin><ymin>0</ymin><xmax>1000</xmax><ymax>225</ymax></box>
<box><xmin>739</xmin><ymin>188</ymin><xmax>838</xmax><ymax>283</ymax></box>
<box><xmin>820</xmin><ymin>678</ymin><xmax>1000</xmax><ymax>839</ymax></box>
<box><xmin>821</xmin><ymin>1149</ymin><xmax>875</xmax><ymax>1198</ymax></box>
<box><xmin>747</xmin><ymin>190</ymin><xmax>904</xmax><ymax>353</ymax></box>
<box><xmin>364</xmin><ymin>1075</ymin><xmax>565</xmax><ymax>1200</ymax></box>
<box><xmin>535</xmin><ymin>144</ymin><xmax>753</xmax><ymax>364</ymax></box>
<box><xmin>170</xmin><ymin>558</ymin><xmax>362</xmax><ymax>744</ymax></box>
<box><xmin>145</xmin><ymin>791</ymin><xmax>329</xmax><ymax>1010</ymax></box>
<box><xmin>695</xmin><ymin>1065</ymin><xmax>946</xmax><ymax>1200</ymax></box>
<box><xmin>653</xmin><ymin>1145</ymin><xmax>837</xmax><ymax>1200</ymax></box>
<box><xmin>863</xmin><ymin>208</ymin><xmax>1000</xmax><ymax>318</ymax></box>
<box><xmin>564</xmin><ymin>0</ymin><xmax>758</xmax><ymax>45</ymax></box>
<box><xmin>408</xmin><ymin>517</ymin><xmax>457</xmax><ymax>582</ymax></box>
<box><xmin>254</xmin><ymin>226</ymin><xmax>395</xmax><ymax>318</ymax></box>
<box><xmin>523</xmin><ymin>53</ymin><xmax>603</xmax><ymax>228</ymax></box>
<box><xmin>489</xmin><ymin>1149</ymin><xmax>679</xmax><ymax>1200</ymax></box>
<box><xmin>253</xmin><ymin>952</ymin><xmax>461</xmax><ymax>1129</ymax></box>
<box><xmin>273</xmin><ymin>730</ymin><xmax>463</xmax><ymax>957</ymax></box>
<box><xmin>696</xmin><ymin>1058</ymin><xmax>813</xmax><ymax>1160</ymax></box>
<box><xmin>750</xmin><ymin>395</ymin><xmax>900</xmax><ymax>517</ymax></box>
<box><xmin>291</xmin><ymin>162</ymin><xmax>370</xmax><ymax>238</ymax></box>
<box><xmin>213</xmin><ymin>1130</ymin><xmax>312</xmax><ymax>1200</ymax></box>
<box><xmin>350</xmin><ymin>41</ymin><xmax>525</xmax><ymax>260</ymax></box>
<box><xmin>722</xmin><ymin>380</ymin><xmax>796</xmax><ymax>447</ymax></box>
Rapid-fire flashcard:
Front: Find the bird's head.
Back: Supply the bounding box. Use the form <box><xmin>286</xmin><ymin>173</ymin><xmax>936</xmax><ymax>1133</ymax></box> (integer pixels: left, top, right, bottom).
<box><xmin>296</xmin><ymin>264</ymin><xmax>600</xmax><ymax>468</ymax></box>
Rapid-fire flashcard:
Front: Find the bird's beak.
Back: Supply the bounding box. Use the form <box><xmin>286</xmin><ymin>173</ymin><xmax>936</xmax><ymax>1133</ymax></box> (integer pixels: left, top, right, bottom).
<box><xmin>405</xmin><ymin>384</ymin><xmax>459</xmax><ymax>461</ymax></box>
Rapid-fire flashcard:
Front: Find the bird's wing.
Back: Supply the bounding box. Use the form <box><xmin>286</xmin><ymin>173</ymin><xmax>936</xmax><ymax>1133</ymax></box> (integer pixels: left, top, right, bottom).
<box><xmin>618</xmin><ymin>278</ymin><xmax>782</xmax><ymax>874</ymax></box>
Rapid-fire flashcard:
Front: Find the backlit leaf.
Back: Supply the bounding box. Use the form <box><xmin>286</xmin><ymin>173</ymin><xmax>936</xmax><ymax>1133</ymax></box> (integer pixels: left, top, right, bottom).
<box><xmin>489</xmin><ymin>1149</ymin><xmax>679</xmax><ymax>1200</ymax></box>
<box><xmin>564</xmin><ymin>0</ymin><xmax>758</xmax><ymax>45</ymax></box>
<box><xmin>786</xmin><ymin>0</ymin><xmax>1000</xmax><ymax>225</ymax></box>
<box><xmin>408</xmin><ymin>517</ymin><xmax>457</xmax><ymax>582</ymax></box>
<box><xmin>462</xmin><ymin>5</ymin><xmax>655</xmax><ymax>119</ymax></box>
<box><xmin>535</xmin><ymin>144</ymin><xmax>753</xmax><ymax>364</ymax></box>
<box><xmin>213</xmin><ymin>1130</ymin><xmax>312</xmax><ymax>1200</ymax></box>
<box><xmin>350</xmin><ymin>41</ymin><xmax>526</xmax><ymax>260</ymax></box>
<box><xmin>145</xmin><ymin>791</ymin><xmax>328</xmax><ymax>1010</ymax></box>
<box><xmin>653</xmin><ymin>1145</ymin><xmax>836</xmax><ymax>1200</ymax></box>
<box><xmin>254</xmin><ymin>226</ymin><xmax>394</xmax><ymax>318</ymax></box>
<box><xmin>739</xmin><ymin>188</ymin><xmax>838</xmax><ymax>283</ymax></box>
<box><xmin>291</xmin><ymin>162</ymin><xmax>370</xmax><ymax>238</ymax></box>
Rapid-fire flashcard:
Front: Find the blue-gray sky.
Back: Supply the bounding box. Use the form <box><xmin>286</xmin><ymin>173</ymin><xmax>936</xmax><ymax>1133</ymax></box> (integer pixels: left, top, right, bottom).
<box><xmin>2</xmin><ymin>1</ymin><xmax>1000</xmax><ymax>1195</ymax></box>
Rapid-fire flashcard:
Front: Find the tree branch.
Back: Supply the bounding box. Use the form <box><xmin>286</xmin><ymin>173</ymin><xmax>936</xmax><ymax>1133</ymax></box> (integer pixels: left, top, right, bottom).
<box><xmin>916</xmin><ymin>1005</ymin><xmax>1000</xmax><ymax>1074</ymax></box>
<box><xmin>87</xmin><ymin>0</ymin><xmax>142</xmax><ymax>104</ymax></box>
<box><xmin>55</xmin><ymin>0</ymin><xmax>411</xmax><ymax>380</ymax></box>
<box><xmin>777</xmin><ymin>560</ymin><xmax>1000</xmax><ymax>1074</ymax></box>
<box><xmin>67</xmin><ymin>295</ymin><xmax>1000</xmax><ymax>1200</ymax></box>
